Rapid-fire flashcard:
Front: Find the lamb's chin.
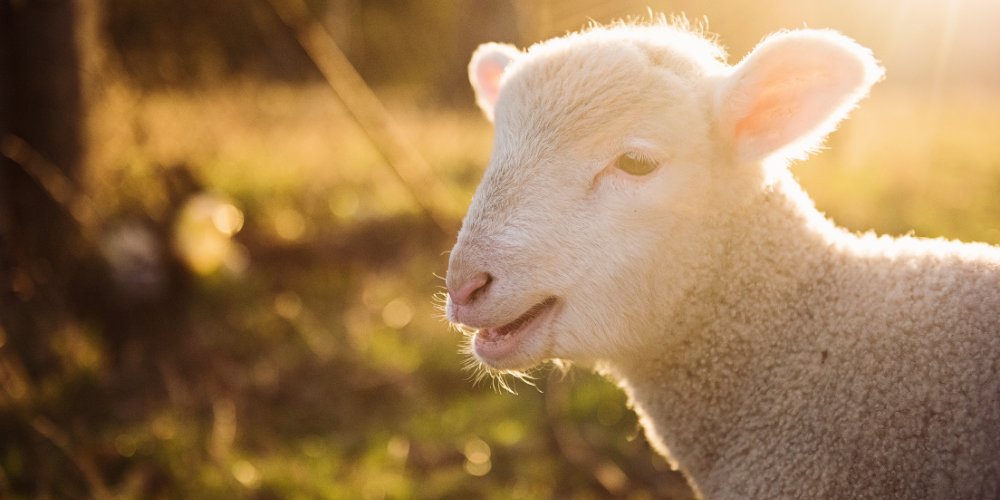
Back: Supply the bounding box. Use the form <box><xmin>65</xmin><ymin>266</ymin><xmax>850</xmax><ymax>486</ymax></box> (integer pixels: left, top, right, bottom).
<box><xmin>471</xmin><ymin>297</ymin><xmax>559</xmax><ymax>371</ymax></box>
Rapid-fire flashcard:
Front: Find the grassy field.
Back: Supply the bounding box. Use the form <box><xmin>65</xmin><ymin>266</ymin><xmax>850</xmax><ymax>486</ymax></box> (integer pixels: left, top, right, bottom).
<box><xmin>4</xmin><ymin>78</ymin><xmax>999</xmax><ymax>499</ymax></box>
<box><xmin>795</xmin><ymin>84</ymin><xmax>1000</xmax><ymax>245</ymax></box>
<box><xmin>87</xmin><ymin>80</ymin><xmax>1000</xmax><ymax>244</ymax></box>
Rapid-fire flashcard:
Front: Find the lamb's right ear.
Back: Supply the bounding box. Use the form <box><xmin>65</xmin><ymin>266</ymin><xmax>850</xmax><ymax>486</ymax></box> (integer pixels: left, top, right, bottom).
<box><xmin>715</xmin><ymin>30</ymin><xmax>884</xmax><ymax>163</ymax></box>
<box><xmin>469</xmin><ymin>43</ymin><xmax>520</xmax><ymax>122</ymax></box>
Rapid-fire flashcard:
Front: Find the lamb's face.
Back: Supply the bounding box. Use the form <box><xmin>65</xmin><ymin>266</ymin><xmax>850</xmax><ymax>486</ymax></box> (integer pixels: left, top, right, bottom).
<box><xmin>446</xmin><ymin>28</ymin><xmax>725</xmax><ymax>371</ymax></box>
<box><xmin>446</xmin><ymin>25</ymin><xmax>883</xmax><ymax>373</ymax></box>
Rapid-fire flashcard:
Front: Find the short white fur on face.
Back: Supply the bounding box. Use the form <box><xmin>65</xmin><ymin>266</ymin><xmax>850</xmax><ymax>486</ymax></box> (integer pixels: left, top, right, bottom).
<box><xmin>452</xmin><ymin>22</ymin><xmax>724</xmax><ymax>373</ymax></box>
<box><xmin>446</xmin><ymin>17</ymin><xmax>1000</xmax><ymax>500</ymax></box>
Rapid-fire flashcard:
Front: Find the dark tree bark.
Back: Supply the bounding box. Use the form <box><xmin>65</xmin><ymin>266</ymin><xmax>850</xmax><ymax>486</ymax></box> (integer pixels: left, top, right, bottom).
<box><xmin>0</xmin><ymin>2</ymin><xmax>100</xmax><ymax>497</ymax></box>
<box><xmin>0</xmin><ymin>0</ymin><xmax>84</xmax><ymax>374</ymax></box>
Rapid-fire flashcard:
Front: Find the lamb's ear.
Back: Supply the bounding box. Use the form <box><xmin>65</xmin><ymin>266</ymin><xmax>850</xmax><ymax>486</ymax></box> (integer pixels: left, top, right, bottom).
<box><xmin>715</xmin><ymin>30</ymin><xmax>884</xmax><ymax>163</ymax></box>
<box><xmin>469</xmin><ymin>43</ymin><xmax>520</xmax><ymax>122</ymax></box>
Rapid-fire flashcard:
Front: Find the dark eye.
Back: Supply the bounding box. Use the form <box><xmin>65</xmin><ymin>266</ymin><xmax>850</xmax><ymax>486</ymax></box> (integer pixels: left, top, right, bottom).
<box><xmin>615</xmin><ymin>153</ymin><xmax>658</xmax><ymax>176</ymax></box>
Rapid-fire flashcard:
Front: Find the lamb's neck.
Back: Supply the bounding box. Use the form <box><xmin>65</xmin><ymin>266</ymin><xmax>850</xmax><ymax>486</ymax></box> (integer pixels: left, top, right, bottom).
<box><xmin>716</xmin><ymin>173</ymin><xmax>842</xmax><ymax>311</ymax></box>
<box><xmin>602</xmin><ymin>174</ymin><xmax>843</xmax><ymax>492</ymax></box>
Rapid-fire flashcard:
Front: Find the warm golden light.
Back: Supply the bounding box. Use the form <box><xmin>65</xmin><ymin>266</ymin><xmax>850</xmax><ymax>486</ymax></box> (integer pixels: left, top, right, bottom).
<box><xmin>10</xmin><ymin>0</ymin><xmax>999</xmax><ymax>498</ymax></box>
<box><xmin>174</xmin><ymin>193</ymin><xmax>246</xmax><ymax>275</ymax></box>
<box><xmin>212</xmin><ymin>203</ymin><xmax>244</xmax><ymax>236</ymax></box>
<box><xmin>381</xmin><ymin>298</ymin><xmax>413</xmax><ymax>329</ymax></box>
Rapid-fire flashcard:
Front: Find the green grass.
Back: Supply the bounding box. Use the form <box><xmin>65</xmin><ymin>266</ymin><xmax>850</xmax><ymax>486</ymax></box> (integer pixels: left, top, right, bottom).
<box><xmin>792</xmin><ymin>84</ymin><xmax>1000</xmax><ymax>244</ymax></box>
<box><xmin>5</xmin><ymin>79</ymin><xmax>999</xmax><ymax>499</ymax></box>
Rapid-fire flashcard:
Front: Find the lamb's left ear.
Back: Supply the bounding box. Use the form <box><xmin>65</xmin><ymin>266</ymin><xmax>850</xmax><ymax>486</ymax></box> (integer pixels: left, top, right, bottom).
<box><xmin>716</xmin><ymin>30</ymin><xmax>884</xmax><ymax>163</ymax></box>
<box><xmin>469</xmin><ymin>43</ymin><xmax>520</xmax><ymax>122</ymax></box>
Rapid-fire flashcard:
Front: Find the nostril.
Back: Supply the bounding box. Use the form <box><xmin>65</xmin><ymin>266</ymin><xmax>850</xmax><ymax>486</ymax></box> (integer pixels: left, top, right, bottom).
<box><xmin>450</xmin><ymin>272</ymin><xmax>493</xmax><ymax>307</ymax></box>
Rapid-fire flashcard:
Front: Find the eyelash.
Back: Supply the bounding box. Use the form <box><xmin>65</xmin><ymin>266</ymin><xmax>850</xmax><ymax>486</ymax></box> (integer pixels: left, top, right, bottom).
<box><xmin>614</xmin><ymin>152</ymin><xmax>659</xmax><ymax>176</ymax></box>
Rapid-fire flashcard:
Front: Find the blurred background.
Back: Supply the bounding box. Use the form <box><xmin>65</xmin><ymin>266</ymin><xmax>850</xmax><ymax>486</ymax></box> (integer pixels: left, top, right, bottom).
<box><xmin>1</xmin><ymin>0</ymin><xmax>998</xmax><ymax>498</ymax></box>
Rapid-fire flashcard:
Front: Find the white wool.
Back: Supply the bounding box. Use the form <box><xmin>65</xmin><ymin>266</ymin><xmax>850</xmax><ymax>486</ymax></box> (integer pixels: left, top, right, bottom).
<box><xmin>448</xmin><ymin>19</ymin><xmax>1000</xmax><ymax>500</ymax></box>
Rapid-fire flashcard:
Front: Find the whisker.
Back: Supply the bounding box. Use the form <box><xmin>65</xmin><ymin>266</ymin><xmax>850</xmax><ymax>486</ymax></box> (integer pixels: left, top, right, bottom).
<box><xmin>457</xmin><ymin>334</ymin><xmax>549</xmax><ymax>395</ymax></box>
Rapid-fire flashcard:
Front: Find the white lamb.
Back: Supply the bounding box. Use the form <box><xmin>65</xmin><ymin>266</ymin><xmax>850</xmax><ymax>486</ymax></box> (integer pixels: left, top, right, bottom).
<box><xmin>445</xmin><ymin>19</ymin><xmax>1000</xmax><ymax>500</ymax></box>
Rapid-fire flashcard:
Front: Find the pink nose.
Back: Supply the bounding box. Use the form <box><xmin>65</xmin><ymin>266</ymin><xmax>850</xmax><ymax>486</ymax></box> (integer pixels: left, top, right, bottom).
<box><xmin>449</xmin><ymin>272</ymin><xmax>492</xmax><ymax>306</ymax></box>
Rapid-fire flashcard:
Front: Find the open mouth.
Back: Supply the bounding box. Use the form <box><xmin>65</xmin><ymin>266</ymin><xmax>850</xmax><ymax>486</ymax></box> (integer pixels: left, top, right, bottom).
<box><xmin>474</xmin><ymin>297</ymin><xmax>558</xmax><ymax>363</ymax></box>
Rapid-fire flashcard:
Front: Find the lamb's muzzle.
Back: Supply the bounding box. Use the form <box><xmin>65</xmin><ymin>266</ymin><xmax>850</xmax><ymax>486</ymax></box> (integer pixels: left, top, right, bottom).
<box><xmin>472</xmin><ymin>296</ymin><xmax>558</xmax><ymax>363</ymax></box>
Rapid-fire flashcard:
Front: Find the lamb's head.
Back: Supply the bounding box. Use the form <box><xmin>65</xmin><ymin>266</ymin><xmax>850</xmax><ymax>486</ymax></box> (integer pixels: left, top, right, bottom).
<box><xmin>446</xmin><ymin>22</ymin><xmax>883</xmax><ymax>375</ymax></box>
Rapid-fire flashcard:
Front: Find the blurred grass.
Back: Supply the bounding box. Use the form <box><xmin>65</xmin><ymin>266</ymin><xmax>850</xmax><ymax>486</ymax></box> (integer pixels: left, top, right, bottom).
<box><xmin>85</xmin><ymin>82</ymin><xmax>493</xmax><ymax>225</ymax></box>
<box><xmin>793</xmin><ymin>83</ymin><xmax>1000</xmax><ymax>245</ymax></box>
<box><xmin>6</xmin><ymin>77</ymin><xmax>999</xmax><ymax>499</ymax></box>
<box><xmin>86</xmin><ymin>80</ymin><xmax>1000</xmax><ymax>247</ymax></box>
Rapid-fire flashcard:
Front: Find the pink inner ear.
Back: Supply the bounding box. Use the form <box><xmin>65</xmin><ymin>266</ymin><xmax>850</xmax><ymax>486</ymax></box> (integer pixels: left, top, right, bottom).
<box><xmin>476</xmin><ymin>57</ymin><xmax>507</xmax><ymax>107</ymax></box>
<box><xmin>734</xmin><ymin>70</ymin><xmax>830</xmax><ymax>147</ymax></box>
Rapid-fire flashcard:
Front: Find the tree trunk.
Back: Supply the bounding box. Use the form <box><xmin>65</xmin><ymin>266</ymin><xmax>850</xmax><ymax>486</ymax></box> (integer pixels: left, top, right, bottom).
<box><xmin>0</xmin><ymin>0</ymin><xmax>84</xmax><ymax>375</ymax></box>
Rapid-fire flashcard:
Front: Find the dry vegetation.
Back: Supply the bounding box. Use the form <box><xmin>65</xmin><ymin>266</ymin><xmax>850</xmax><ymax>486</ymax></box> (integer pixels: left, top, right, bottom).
<box><xmin>5</xmin><ymin>69</ymin><xmax>1000</xmax><ymax>498</ymax></box>
<box><xmin>5</xmin><ymin>0</ymin><xmax>1000</xmax><ymax>497</ymax></box>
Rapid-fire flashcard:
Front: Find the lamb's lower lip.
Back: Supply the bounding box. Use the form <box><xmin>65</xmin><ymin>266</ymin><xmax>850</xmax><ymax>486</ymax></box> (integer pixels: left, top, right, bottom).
<box><xmin>474</xmin><ymin>297</ymin><xmax>558</xmax><ymax>364</ymax></box>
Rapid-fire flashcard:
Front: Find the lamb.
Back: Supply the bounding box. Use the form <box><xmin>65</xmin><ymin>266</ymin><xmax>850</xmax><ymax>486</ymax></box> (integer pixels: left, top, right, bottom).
<box><xmin>444</xmin><ymin>19</ymin><xmax>1000</xmax><ymax>500</ymax></box>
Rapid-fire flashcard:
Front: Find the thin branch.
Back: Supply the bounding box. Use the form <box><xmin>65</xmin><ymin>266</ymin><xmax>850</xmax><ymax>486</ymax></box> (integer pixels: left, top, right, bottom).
<box><xmin>1</xmin><ymin>134</ymin><xmax>100</xmax><ymax>238</ymax></box>
<box><xmin>30</xmin><ymin>416</ymin><xmax>115</xmax><ymax>500</ymax></box>
<box><xmin>0</xmin><ymin>346</ymin><xmax>114</xmax><ymax>500</ymax></box>
<box><xmin>264</xmin><ymin>0</ymin><xmax>458</xmax><ymax>237</ymax></box>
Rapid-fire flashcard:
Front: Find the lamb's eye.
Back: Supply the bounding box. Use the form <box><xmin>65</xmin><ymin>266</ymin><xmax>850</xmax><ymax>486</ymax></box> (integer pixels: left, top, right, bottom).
<box><xmin>615</xmin><ymin>153</ymin><xmax>658</xmax><ymax>176</ymax></box>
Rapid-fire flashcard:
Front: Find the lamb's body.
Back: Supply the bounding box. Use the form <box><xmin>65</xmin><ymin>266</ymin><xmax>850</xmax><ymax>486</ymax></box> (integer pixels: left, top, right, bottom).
<box><xmin>612</xmin><ymin>172</ymin><xmax>1000</xmax><ymax>498</ymax></box>
<box><xmin>446</xmin><ymin>20</ymin><xmax>1000</xmax><ymax>499</ymax></box>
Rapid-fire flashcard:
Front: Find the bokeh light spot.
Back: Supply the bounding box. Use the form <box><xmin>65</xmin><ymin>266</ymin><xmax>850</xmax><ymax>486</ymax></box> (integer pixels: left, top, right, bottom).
<box><xmin>174</xmin><ymin>194</ymin><xmax>244</xmax><ymax>275</ymax></box>
<box><xmin>387</xmin><ymin>435</ymin><xmax>410</xmax><ymax>463</ymax></box>
<box><xmin>114</xmin><ymin>434</ymin><xmax>137</xmax><ymax>457</ymax></box>
<box><xmin>274</xmin><ymin>291</ymin><xmax>303</xmax><ymax>320</ymax></box>
<box><xmin>329</xmin><ymin>191</ymin><xmax>360</xmax><ymax>220</ymax></box>
<box><xmin>464</xmin><ymin>458</ymin><xmax>491</xmax><ymax>476</ymax></box>
<box><xmin>491</xmin><ymin>419</ymin><xmax>524</xmax><ymax>446</ymax></box>
<box><xmin>274</xmin><ymin>208</ymin><xmax>306</xmax><ymax>241</ymax></box>
<box><xmin>152</xmin><ymin>415</ymin><xmax>176</xmax><ymax>440</ymax></box>
<box><xmin>381</xmin><ymin>298</ymin><xmax>412</xmax><ymax>329</ymax></box>
<box><xmin>223</xmin><ymin>242</ymin><xmax>250</xmax><ymax>274</ymax></box>
<box><xmin>212</xmin><ymin>203</ymin><xmax>244</xmax><ymax>235</ymax></box>
<box><xmin>463</xmin><ymin>436</ymin><xmax>491</xmax><ymax>464</ymax></box>
<box><xmin>231</xmin><ymin>460</ymin><xmax>260</xmax><ymax>488</ymax></box>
